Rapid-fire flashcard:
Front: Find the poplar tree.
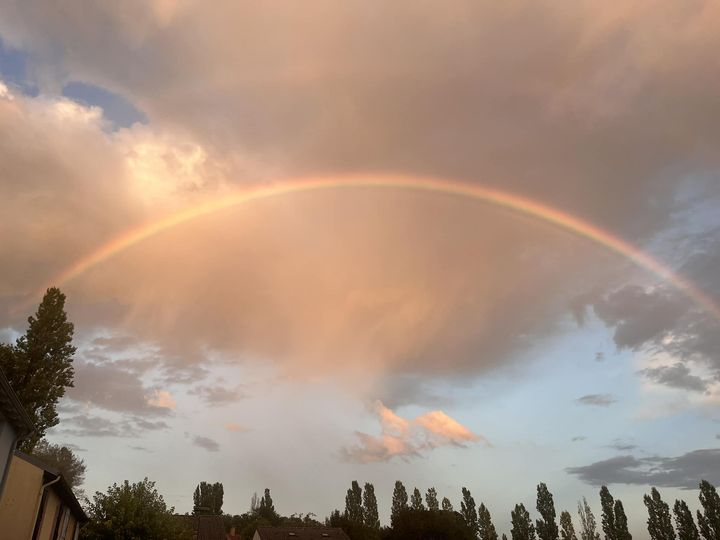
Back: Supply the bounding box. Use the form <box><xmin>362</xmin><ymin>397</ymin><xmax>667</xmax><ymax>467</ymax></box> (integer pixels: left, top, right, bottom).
<box><xmin>363</xmin><ymin>482</ymin><xmax>380</xmax><ymax>529</ymax></box>
<box><xmin>578</xmin><ymin>498</ymin><xmax>601</xmax><ymax>540</ymax></box>
<box><xmin>674</xmin><ymin>500</ymin><xmax>700</xmax><ymax>540</ymax></box>
<box><xmin>391</xmin><ymin>481</ymin><xmax>409</xmax><ymax>526</ymax></box>
<box><xmin>537</xmin><ymin>483</ymin><xmax>559</xmax><ymax>540</ymax></box>
<box><xmin>479</xmin><ymin>502</ymin><xmax>499</xmax><ymax>540</ymax></box>
<box><xmin>345</xmin><ymin>480</ymin><xmax>363</xmax><ymax>523</ymax></box>
<box><xmin>511</xmin><ymin>503</ymin><xmax>537</xmax><ymax>540</ymax></box>
<box><xmin>600</xmin><ymin>487</ymin><xmax>617</xmax><ymax>540</ymax></box>
<box><xmin>0</xmin><ymin>287</ymin><xmax>76</xmax><ymax>451</ymax></box>
<box><xmin>193</xmin><ymin>482</ymin><xmax>224</xmax><ymax>514</ymax></box>
<box><xmin>442</xmin><ymin>497</ymin><xmax>454</xmax><ymax>512</ymax></box>
<box><xmin>426</xmin><ymin>487</ymin><xmax>439</xmax><ymax>511</ymax></box>
<box><xmin>462</xmin><ymin>487</ymin><xmax>479</xmax><ymax>536</ymax></box>
<box><xmin>560</xmin><ymin>511</ymin><xmax>578</xmax><ymax>540</ymax></box>
<box><xmin>614</xmin><ymin>500</ymin><xmax>632</xmax><ymax>540</ymax></box>
<box><xmin>697</xmin><ymin>480</ymin><xmax>720</xmax><ymax>540</ymax></box>
<box><xmin>645</xmin><ymin>488</ymin><xmax>675</xmax><ymax>540</ymax></box>
<box><xmin>411</xmin><ymin>487</ymin><xmax>425</xmax><ymax>511</ymax></box>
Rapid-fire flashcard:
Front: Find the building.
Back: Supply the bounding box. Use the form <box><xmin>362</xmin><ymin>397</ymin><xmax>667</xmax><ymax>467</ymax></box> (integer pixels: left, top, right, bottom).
<box><xmin>0</xmin><ymin>451</ymin><xmax>88</xmax><ymax>540</ymax></box>
<box><xmin>253</xmin><ymin>527</ymin><xmax>351</xmax><ymax>540</ymax></box>
<box><xmin>0</xmin><ymin>366</ymin><xmax>34</xmax><ymax>499</ymax></box>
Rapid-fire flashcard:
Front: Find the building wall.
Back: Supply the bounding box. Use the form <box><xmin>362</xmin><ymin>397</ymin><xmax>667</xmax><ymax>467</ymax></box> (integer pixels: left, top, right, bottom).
<box><xmin>0</xmin><ymin>453</ymin><xmax>44</xmax><ymax>539</ymax></box>
<box><xmin>0</xmin><ymin>413</ymin><xmax>18</xmax><ymax>499</ymax></box>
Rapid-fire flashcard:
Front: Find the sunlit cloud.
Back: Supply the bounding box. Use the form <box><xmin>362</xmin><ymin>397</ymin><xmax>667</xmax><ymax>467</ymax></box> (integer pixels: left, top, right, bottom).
<box><xmin>147</xmin><ymin>389</ymin><xmax>176</xmax><ymax>410</ymax></box>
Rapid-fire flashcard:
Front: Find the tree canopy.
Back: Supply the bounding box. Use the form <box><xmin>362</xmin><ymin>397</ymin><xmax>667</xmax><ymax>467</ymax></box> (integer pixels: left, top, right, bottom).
<box><xmin>193</xmin><ymin>481</ymin><xmax>224</xmax><ymax>515</ymax></box>
<box><xmin>32</xmin><ymin>439</ymin><xmax>86</xmax><ymax>491</ymax></box>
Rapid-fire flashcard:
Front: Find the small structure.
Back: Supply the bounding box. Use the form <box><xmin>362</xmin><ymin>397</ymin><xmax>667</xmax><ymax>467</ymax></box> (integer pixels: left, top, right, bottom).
<box><xmin>0</xmin><ymin>366</ymin><xmax>34</xmax><ymax>499</ymax></box>
<box><xmin>0</xmin><ymin>451</ymin><xmax>88</xmax><ymax>539</ymax></box>
<box><xmin>253</xmin><ymin>527</ymin><xmax>351</xmax><ymax>540</ymax></box>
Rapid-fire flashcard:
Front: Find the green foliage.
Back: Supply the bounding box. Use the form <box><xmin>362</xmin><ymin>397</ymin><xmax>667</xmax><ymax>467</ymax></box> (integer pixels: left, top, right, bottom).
<box><xmin>383</xmin><ymin>507</ymin><xmax>476</xmax><ymax>540</ymax></box>
<box><xmin>426</xmin><ymin>488</ymin><xmax>439</xmax><ymax>511</ymax></box>
<box><xmin>0</xmin><ymin>288</ymin><xmax>76</xmax><ymax>451</ymax></box>
<box><xmin>644</xmin><ymin>488</ymin><xmax>675</xmax><ymax>540</ymax></box>
<box><xmin>258</xmin><ymin>488</ymin><xmax>280</xmax><ymax>524</ymax></box>
<box><xmin>411</xmin><ymin>488</ymin><xmax>425</xmax><ymax>511</ymax></box>
<box><xmin>193</xmin><ymin>481</ymin><xmax>224</xmax><ymax>515</ymax></box>
<box><xmin>442</xmin><ymin>497</ymin><xmax>454</xmax><ymax>512</ymax></box>
<box><xmin>82</xmin><ymin>478</ymin><xmax>189</xmax><ymax>540</ymax></box>
<box><xmin>613</xmin><ymin>501</ymin><xmax>631</xmax><ymax>540</ymax></box>
<box><xmin>363</xmin><ymin>483</ymin><xmax>380</xmax><ymax>529</ymax></box>
<box><xmin>600</xmin><ymin>487</ymin><xmax>617</xmax><ymax>540</ymax></box>
<box><xmin>31</xmin><ymin>439</ymin><xmax>86</xmax><ymax>491</ymax></box>
<box><xmin>536</xmin><ymin>483</ymin><xmax>559</xmax><ymax>540</ymax></box>
<box><xmin>578</xmin><ymin>498</ymin><xmax>600</xmax><ymax>540</ymax></box>
<box><xmin>327</xmin><ymin>508</ymin><xmax>380</xmax><ymax>540</ymax></box>
<box><xmin>674</xmin><ymin>500</ymin><xmax>700</xmax><ymax>540</ymax></box>
<box><xmin>346</xmin><ymin>481</ymin><xmax>364</xmax><ymax>523</ymax></box>
<box><xmin>697</xmin><ymin>480</ymin><xmax>720</xmax><ymax>540</ymax></box>
<box><xmin>391</xmin><ymin>481</ymin><xmax>409</xmax><ymax>526</ymax></box>
<box><xmin>511</xmin><ymin>503</ymin><xmax>536</xmax><ymax>540</ymax></box>
<box><xmin>560</xmin><ymin>511</ymin><xmax>578</xmax><ymax>540</ymax></box>
<box><xmin>461</xmin><ymin>487</ymin><xmax>478</xmax><ymax>536</ymax></box>
<box><xmin>479</xmin><ymin>503</ymin><xmax>499</xmax><ymax>540</ymax></box>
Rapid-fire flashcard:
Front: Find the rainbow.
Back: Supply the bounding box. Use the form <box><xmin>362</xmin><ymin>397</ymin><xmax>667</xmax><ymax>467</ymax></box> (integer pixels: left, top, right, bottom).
<box><xmin>39</xmin><ymin>174</ymin><xmax>720</xmax><ymax>320</ymax></box>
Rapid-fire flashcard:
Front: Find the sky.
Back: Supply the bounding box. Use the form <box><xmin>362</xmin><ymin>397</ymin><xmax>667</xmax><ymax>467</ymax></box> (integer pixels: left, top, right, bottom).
<box><xmin>0</xmin><ymin>1</ymin><xmax>719</xmax><ymax>537</ymax></box>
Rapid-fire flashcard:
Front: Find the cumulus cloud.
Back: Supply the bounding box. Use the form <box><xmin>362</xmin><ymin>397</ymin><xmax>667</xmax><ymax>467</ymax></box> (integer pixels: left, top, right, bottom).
<box><xmin>576</xmin><ymin>394</ymin><xmax>617</xmax><ymax>407</ymax></box>
<box><xmin>146</xmin><ymin>389</ymin><xmax>176</xmax><ymax>410</ymax></box>
<box><xmin>566</xmin><ymin>449</ymin><xmax>720</xmax><ymax>489</ymax></box>
<box><xmin>341</xmin><ymin>401</ymin><xmax>485</xmax><ymax>463</ymax></box>
<box><xmin>192</xmin><ymin>435</ymin><xmax>220</xmax><ymax>452</ymax></box>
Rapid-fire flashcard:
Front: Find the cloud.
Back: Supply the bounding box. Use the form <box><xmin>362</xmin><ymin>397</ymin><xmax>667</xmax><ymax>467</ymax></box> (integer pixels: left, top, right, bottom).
<box><xmin>189</xmin><ymin>384</ymin><xmax>243</xmax><ymax>406</ymax></box>
<box><xmin>607</xmin><ymin>439</ymin><xmax>638</xmax><ymax>452</ymax></box>
<box><xmin>595</xmin><ymin>352</ymin><xmax>605</xmax><ymax>362</ymax></box>
<box><xmin>577</xmin><ymin>394</ymin><xmax>617</xmax><ymax>407</ymax></box>
<box><xmin>54</xmin><ymin>413</ymin><xmax>169</xmax><ymax>438</ymax></box>
<box><xmin>146</xmin><ymin>389</ymin><xmax>176</xmax><ymax>410</ymax></box>
<box><xmin>566</xmin><ymin>448</ymin><xmax>720</xmax><ymax>489</ymax></box>
<box><xmin>224</xmin><ymin>423</ymin><xmax>249</xmax><ymax>433</ymax></box>
<box><xmin>639</xmin><ymin>363</ymin><xmax>709</xmax><ymax>393</ymax></box>
<box><xmin>192</xmin><ymin>435</ymin><xmax>220</xmax><ymax>452</ymax></box>
<box><xmin>572</xmin><ymin>436</ymin><xmax>587</xmax><ymax>442</ymax></box>
<box><xmin>341</xmin><ymin>401</ymin><xmax>485</xmax><ymax>463</ymax></box>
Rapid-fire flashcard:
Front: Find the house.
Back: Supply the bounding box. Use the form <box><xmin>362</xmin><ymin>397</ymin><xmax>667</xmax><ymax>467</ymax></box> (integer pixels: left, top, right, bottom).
<box><xmin>0</xmin><ymin>451</ymin><xmax>88</xmax><ymax>540</ymax></box>
<box><xmin>0</xmin><ymin>366</ymin><xmax>34</xmax><ymax>500</ymax></box>
<box><xmin>253</xmin><ymin>527</ymin><xmax>351</xmax><ymax>540</ymax></box>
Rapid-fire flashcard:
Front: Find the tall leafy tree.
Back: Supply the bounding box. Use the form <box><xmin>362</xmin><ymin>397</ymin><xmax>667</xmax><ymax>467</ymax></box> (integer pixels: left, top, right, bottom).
<box><xmin>426</xmin><ymin>487</ymin><xmax>440</xmax><ymax>511</ymax></box>
<box><xmin>697</xmin><ymin>480</ymin><xmax>720</xmax><ymax>540</ymax></box>
<box><xmin>479</xmin><ymin>503</ymin><xmax>499</xmax><ymax>540</ymax></box>
<box><xmin>32</xmin><ymin>439</ymin><xmax>86</xmax><ymax>491</ymax></box>
<box><xmin>674</xmin><ymin>500</ymin><xmax>700</xmax><ymax>540</ymax></box>
<box><xmin>578</xmin><ymin>498</ymin><xmax>600</xmax><ymax>540</ymax></box>
<box><xmin>411</xmin><ymin>487</ymin><xmax>425</xmax><ymax>511</ymax></box>
<box><xmin>560</xmin><ymin>511</ymin><xmax>578</xmax><ymax>540</ymax></box>
<box><xmin>536</xmin><ymin>483</ymin><xmax>559</xmax><ymax>540</ymax></box>
<box><xmin>511</xmin><ymin>503</ymin><xmax>536</xmax><ymax>540</ymax></box>
<box><xmin>193</xmin><ymin>481</ymin><xmax>224</xmax><ymax>514</ymax></box>
<box><xmin>363</xmin><ymin>482</ymin><xmax>380</xmax><ymax>529</ymax></box>
<box><xmin>391</xmin><ymin>481</ymin><xmax>409</xmax><ymax>526</ymax></box>
<box><xmin>0</xmin><ymin>288</ymin><xmax>76</xmax><ymax>451</ymax></box>
<box><xmin>385</xmin><ymin>507</ymin><xmax>476</xmax><ymax>540</ymax></box>
<box><xmin>258</xmin><ymin>487</ymin><xmax>279</xmax><ymax>523</ymax></box>
<box><xmin>443</xmin><ymin>498</ymin><xmax>454</xmax><ymax>512</ymax></box>
<box><xmin>645</xmin><ymin>488</ymin><xmax>675</xmax><ymax>540</ymax></box>
<box><xmin>600</xmin><ymin>487</ymin><xmax>617</xmax><ymax>540</ymax></box>
<box><xmin>614</xmin><ymin>500</ymin><xmax>632</xmax><ymax>540</ymax></box>
<box><xmin>345</xmin><ymin>480</ymin><xmax>364</xmax><ymax>523</ymax></box>
<box><xmin>461</xmin><ymin>487</ymin><xmax>479</xmax><ymax>536</ymax></box>
<box><xmin>503</xmin><ymin>535</ymin><xmax>508</xmax><ymax>540</ymax></box>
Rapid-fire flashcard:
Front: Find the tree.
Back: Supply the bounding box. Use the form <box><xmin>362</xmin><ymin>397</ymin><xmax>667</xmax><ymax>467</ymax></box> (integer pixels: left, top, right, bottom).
<box><xmin>462</xmin><ymin>487</ymin><xmax>479</xmax><ymax>536</ymax></box>
<box><xmin>560</xmin><ymin>511</ymin><xmax>578</xmax><ymax>540</ymax></box>
<box><xmin>578</xmin><ymin>498</ymin><xmax>600</xmax><ymax>540</ymax></box>
<box><xmin>426</xmin><ymin>487</ymin><xmax>439</xmax><ymax>511</ymax></box>
<box><xmin>258</xmin><ymin>488</ymin><xmax>279</xmax><ymax>524</ymax></box>
<box><xmin>346</xmin><ymin>481</ymin><xmax>364</xmax><ymax>523</ymax></box>
<box><xmin>32</xmin><ymin>439</ymin><xmax>86</xmax><ymax>491</ymax></box>
<box><xmin>0</xmin><ymin>288</ymin><xmax>76</xmax><ymax>451</ymax></box>
<box><xmin>614</xmin><ymin>500</ymin><xmax>631</xmax><ymax>540</ymax></box>
<box><xmin>674</xmin><ymin>500</ymin><xmax>700</xmax><ymax>540</ymax></box>
<box><xmin>82</xmin><ymin>478</ymin><xmax>190</xmax><ymax>539</ymax></box>
<box><xmin>511</xmin><ymin>503</ymin><xmax>536</xmax><ymax>540</ymax></box>
<box><xmin>443</xmin><ymin>497</ymin><xmax>454</xmax><ymax>512</ymax></box>
<box><xmin>193</xmin><ymin>481</ymin><xmax>224</xmax><ymax>515</ymax></box>
<box><xmin>385</xmin><ymin>508</ymin><xmax>476</xmax><ymax>540</ymax></box>
<box><xmin>327</xmin><ymin>508</ymin><xmax>379</xmax><ymax>540</ymax></box>
<box><xmin>537</xmin><ymin>483</ymin><xmax>559</xmax><ymax>540</ymax></box>
<box><xmin>503</xmin><ymin>535</ymin><xmax>508</xmax><ymax>540</ymax></box>
<box><xmin>363</xmin><ymin>482</ymin><xmax>380</xmax><ymax>529</ymax></box>
<box><xmin>391</xmin><ymin>481</ymin><xmax>409</xmax><ymax>526</ymax></box>
<box><xmin>479</xmin><ymin>503</ymin><xmax>499</xmax><ymax>540</ymax></box>
<box><xmin>412</xmin><ymin>488</ymin><xmax>426</xmax><ymax>511</ymax></box>
<box><xmin>645</xmin><ymin>488</ymin><xmax>675</xmax><ymax>540</ymax></box>
<box><xmin>697</xmin><ymin>480</ymin><xmax>720</xmax><ymax>540</ymax></box>
<box><xmin>600</xmin><ymin>487</ymin><xmax>617</xmax><ymax>540</ymax></box>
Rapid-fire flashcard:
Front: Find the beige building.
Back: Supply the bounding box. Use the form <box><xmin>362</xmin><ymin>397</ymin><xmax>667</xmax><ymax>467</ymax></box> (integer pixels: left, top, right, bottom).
<box><xmin>253</xmin><ymin>527</ymin><xmax>351</xmax><ymax>540</ymax></box>
<box><xmin>0</xmin><ymin>366</ymin><xmax>34</xmax><ymax>500</ymax></box>
<box><xmin>0</xmin><ymin>451</ymin><xmax>87</xmax><ymax>540</ymax></box>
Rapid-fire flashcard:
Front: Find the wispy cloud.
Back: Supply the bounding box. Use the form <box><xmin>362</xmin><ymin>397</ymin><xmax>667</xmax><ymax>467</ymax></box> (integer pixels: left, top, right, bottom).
<box><xmin>576</xmin><ymin>394</ymin><xmax>617</xmax><ymax>407</ymax></box>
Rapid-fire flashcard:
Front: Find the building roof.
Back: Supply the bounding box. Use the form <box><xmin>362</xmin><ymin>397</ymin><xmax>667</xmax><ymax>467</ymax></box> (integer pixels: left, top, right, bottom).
<box><xmin>0</xmin><ymin>366</ymin><xmax>34</xmax><ymax>437</ymax></box>
<box><xmin>14</xmin><ymin>451</ymin><xmax>88</xmax><ymax>523</ymax></box>
<box><xmin>255</xmin><ymin>527</ymin><xmax>351</xmax><ymax>540</ymax></box>
<box><xmin>196</xmin><ymin>514</ymin><xmax>226</xmax><ymax>540</ymax></box>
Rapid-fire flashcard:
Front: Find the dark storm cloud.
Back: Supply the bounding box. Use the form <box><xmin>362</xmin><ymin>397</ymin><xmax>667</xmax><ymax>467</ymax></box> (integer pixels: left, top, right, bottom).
<box><xmin>192</xmin><ymin>435</ymin><xmax>220</xmax><ymax>452</ymax></box>
<box><xmin>567</xmin><ymin>448</ymin><xmax>720</xmax><ymax>489</ymax></box>
<box><xmin>639</xmin><ymin>363</ymin><xmax>709</xmax><ymax>393</ymax></box>
<box><xmin>576</xmin><ymin>394</ymin><xmax>617</xmax><ymax>407</ymax></box>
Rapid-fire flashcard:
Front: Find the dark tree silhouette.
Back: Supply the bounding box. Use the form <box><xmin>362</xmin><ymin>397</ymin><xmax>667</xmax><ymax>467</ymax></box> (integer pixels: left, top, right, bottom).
<box><xmin>479</xmin><ymin>502</ymin><xmax>499</xmax><ymax>540</ymax></box>
<box><xmin>578</xmin><ymin>498</ymin><xmax>600</xmax><ymax>540</ymax></box>
<box><xmin>426</xmin><ymin>487</ymin><xmax>439</xmax><ymax>511</ymax></box>
<box><xmin>512</xmin><ymin>503</ymin><xmax>536</xmax><ymax>540</ymax></box>
<box><xmin>31</xmin><ymin>439</ymin><xmax>86</xmax><ymax>491</ymax></box>
<box><xmin>363</xmin><ymin>482</ymin><xmax>380</xmax><ymax>529</ymax></box>
<box><xmin>697</xmin><ymin>480</ymin><xmax>720</xmax><ymax>540</ymax></box>
<box><xmin>385</xmin><ymin>508</ymin><xmax>476</xmax><ymax>540</ymax></box>
<box><xmin>411</xmin><ymin>488</ymin><xmax>426</xmax><ymax>511</ymax></box>
<box><xmin>461</xmin><ymin>487</ymin><xmax>479</xmax><ymax>536</ymax></box>
<box><xmin>391</xmin><ymin>481</ymin><xmax>409</xmax><ymax>526</ymax></box>
<box><xmin>536</xmin><ymin>483</ymin><xmax>559</xmax><ymax>540</ymax></box>
<box><xmin>0</xmin><ymin>288</ymin><xmax>76</xmax><ymax>451</ymax></box>
<box><xmin>644</xmin><ymin>488</ymin><xmax>675</xmax><ymax>540</ymax></box>
<box><xmin>674</xmin><ymin>500</ymin><xmax>700</xmax><ymax>540</ymax></box>
<box><xmin>600</xmin><ymin>487</ymin><xmax>617</xmax><ymax>540</ymax></box>
<box><xmin>258</xmin><ymin>488</ymin><xmax>279</xmax><ymax>523</ymax></box>
<box><xmin>193</xmin><ymin>481</ymin><xmax>224</xmax><ymax>515</ymax></box>
<box><xmin>442</xmin><ymin>497</ymin><xmax>454</xmax><ymax>512</ymax></box>
<box><xmin>560</xmin><ymin>511</ymin><xmax>578</xmax><ymax>540</ymax></box>
<box><xmin>345</xmin><ymin>481</ymin><xmax>364</xmax><ymax>523</ymax></box>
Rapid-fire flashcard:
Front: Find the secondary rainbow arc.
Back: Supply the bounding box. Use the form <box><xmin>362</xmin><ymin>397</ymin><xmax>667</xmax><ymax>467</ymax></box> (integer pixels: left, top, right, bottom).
<box><xmin>40</xmin><ymin>174</ymin><xmax>720</xmax><ymax>321</ymax></box>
